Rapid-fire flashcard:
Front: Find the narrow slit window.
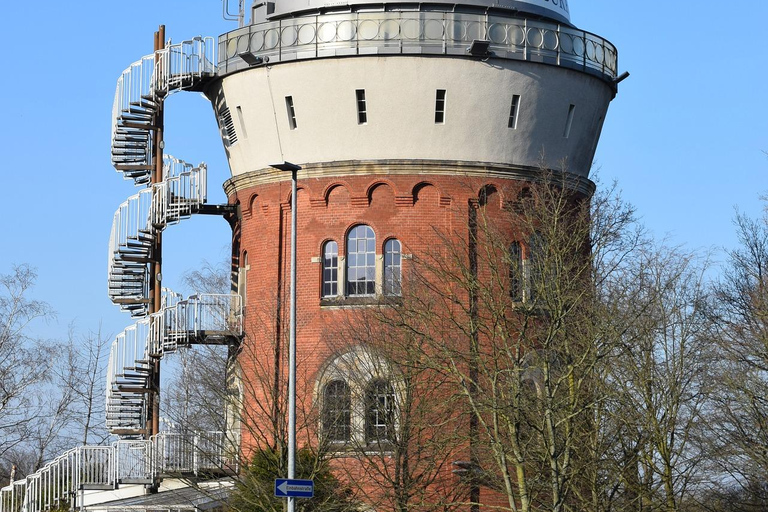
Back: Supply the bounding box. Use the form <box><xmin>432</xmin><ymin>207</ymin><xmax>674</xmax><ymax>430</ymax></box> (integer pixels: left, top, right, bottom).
<box><xmin>356</xmin><ymin>89</ymin><xmax>367</xmax><ymax>124</ymax></box>
<box><xmin>509</xmin><ymin>242</ymin><xmax>522</xmax><ymax>302</ymax></box>
<box><xmin>236</xmin><ymin>106</ymin><xmax>248</xmax><ymax>139</ymax></box>
<box><xmin>322</xmin><ymin>241</ymin><xmax>339</xmax><ymax>298</ymax></box>
<box><xmin>383</xmin><ymin>239</ymin><xmax>402</xmax><ymax>296</ymax></box>
<box><xmin>285</xmin><ymin>96</ymin><xmax>297</xmax><ymax>130</ymax></box>
<box><xmin>563</xmin><ymin>104</ymin><xmax>575</xmax><ymax>138</ymax></box>
<box><xmin>508</xmin><ymin>95</ymin><xmax>521</xmax><ymax>129</ymax></box>
<box><xmin>435</xmin><ymin>89</ymin><xmax>446</xmax><ymax>124</ymax></box>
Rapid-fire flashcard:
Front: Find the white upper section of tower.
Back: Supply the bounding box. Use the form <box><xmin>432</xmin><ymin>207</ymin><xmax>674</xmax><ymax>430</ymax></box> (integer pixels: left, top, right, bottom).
<box><xmin>267</xmin><ymin>0</ymin><xmax>571</xmax><ymax>24</ymax></box>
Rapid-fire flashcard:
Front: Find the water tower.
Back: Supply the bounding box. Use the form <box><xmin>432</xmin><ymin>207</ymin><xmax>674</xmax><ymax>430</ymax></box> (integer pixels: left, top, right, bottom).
<box><xmin>209</xmin><ymin>0</ymin><xmax>621</xmax><ymax>506</ymax></box>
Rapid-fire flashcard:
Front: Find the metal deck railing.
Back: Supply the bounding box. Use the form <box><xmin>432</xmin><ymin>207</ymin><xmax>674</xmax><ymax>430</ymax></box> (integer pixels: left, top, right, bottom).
<box><xmin>217</xmin><ymin>12</ymin><xmax>617</xmax><ymax>81</ymax></box>
<box><xmin>0</xmin><ymin>432</ymin><xmax>234</xmax><ymax>512</ymax></box>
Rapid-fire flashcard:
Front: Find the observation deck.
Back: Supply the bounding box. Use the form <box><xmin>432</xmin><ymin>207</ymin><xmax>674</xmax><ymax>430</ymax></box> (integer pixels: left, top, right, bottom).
<box><xmin>216</xmin><ymin>11</ymin><xmax>617</xmax><ymax>83</ymax></box>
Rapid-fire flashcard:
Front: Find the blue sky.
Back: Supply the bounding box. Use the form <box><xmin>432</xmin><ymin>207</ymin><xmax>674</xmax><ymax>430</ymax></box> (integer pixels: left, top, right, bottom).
<box><xmin>0</xmin><ymin>0</ymin><xmax>766</xmax><ymax>342</ymax></box>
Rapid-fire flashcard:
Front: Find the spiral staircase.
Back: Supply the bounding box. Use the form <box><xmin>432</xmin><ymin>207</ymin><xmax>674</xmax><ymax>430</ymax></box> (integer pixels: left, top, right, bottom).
<box><xmin>0</xmin><ymin>34</ymin><xmax>241</xmax><ymax>512</ymax></box>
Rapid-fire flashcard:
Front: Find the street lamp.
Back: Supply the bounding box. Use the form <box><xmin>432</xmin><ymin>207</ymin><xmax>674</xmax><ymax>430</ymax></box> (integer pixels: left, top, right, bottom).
<box><xmin>270</xmin><ymin>161</ymin><xmax>301</xmax><ymax>512</ymax></box>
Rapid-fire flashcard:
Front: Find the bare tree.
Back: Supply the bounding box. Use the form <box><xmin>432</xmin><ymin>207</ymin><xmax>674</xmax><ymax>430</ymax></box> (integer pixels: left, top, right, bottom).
<box><xmin>341</xmin><ymin>175</ymin><xmax>643</xmax><ymax>512</ymax></box>
<box><xmin>0</xmin><ymin>265</ymin><xmax>54</xmax><ymax>469</ymax></box>
<box><xmin>607</xmin><ymin>245</ymin><xmax>714</xmax><ymax>512</ymax></box>
<box><xmin>328</xmin><ymin>307</ymin><xmax>469</xmax><ymax>511</ymax></box>
<box><xmin>66</xmin><ymin>324</ymin><xmax>111</xmax><ymax>446</ymax></box>
<box><xmin>709</xmin><ymin>209</ymin><xmax>768</xmax><ymax>500</ymax></box>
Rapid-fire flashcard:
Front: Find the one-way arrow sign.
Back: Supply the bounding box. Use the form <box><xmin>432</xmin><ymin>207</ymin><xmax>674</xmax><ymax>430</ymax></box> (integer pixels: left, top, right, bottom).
<box><xmin>274</xmin><ymin>478</ymin><xmax>314</xmax><ymax>498</ymax></box>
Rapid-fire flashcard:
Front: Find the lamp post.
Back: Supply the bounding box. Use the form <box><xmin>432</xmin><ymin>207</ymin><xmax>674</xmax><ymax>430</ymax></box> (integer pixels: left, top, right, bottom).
<box><xmin>270</xmin><ymin>161</ymin><xmax>301</xmax><ymax>512</ymax></box>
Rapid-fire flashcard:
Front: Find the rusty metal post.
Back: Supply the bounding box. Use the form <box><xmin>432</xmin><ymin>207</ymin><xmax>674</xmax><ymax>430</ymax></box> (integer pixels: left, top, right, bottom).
<box><xmin>147</xmin><ymin>24</ymin><xmax>166</xmax><ymax>439</ymax></box>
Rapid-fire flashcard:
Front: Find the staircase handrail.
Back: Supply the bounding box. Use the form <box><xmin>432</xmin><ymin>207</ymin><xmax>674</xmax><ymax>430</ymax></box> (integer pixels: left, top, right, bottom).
<box><xmin>0</xmin><ymin>432</ymin><xmax>228</xmax><ymax>512</ymax></box>
<box><xmin>155</xmin><ymin>37</ymin><xmax>216</xmax><ymax>94</ymax></box>
<box><xmin>107</xmin><ymin>159</ymin><xmax>207</xmax><ymax>311</ymax></box>
<box><xmin>110</xmin><ymin>37</ymin><xmax>216</xmax><ymax>162</ymax></box>
<box><xmin>110</xmin><ymin>55</ymin><xmax>155</xmax><ymax>146</ymax></box>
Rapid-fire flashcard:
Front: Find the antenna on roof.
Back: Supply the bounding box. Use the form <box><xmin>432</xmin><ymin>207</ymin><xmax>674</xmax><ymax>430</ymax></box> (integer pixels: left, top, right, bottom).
<box><xmin>222</xmin><ymin>0</ymin><xmax>245</xmax><ymax>27</ymax></box>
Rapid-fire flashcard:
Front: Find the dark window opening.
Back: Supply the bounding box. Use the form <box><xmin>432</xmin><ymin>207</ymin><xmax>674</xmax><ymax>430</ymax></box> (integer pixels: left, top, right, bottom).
<box><xmin>356</xmin><ymin>89</ymin><xmax>367</xmax><ymax>124</ymax></box>
<box><xmin>435</xmin><ymin>89</ymin><xmax>446</xmax><ymax>124</ymax></box>
<box><xmin>508</xmin><ymin>94</ymin><xmax>521</xmax><ymax>129</ymax></box>
<box><xmin>509</xmin><ymin>242</ymin><xmax>523</xmax><ymax>302</ymax></box>
<box><xmin>563</xmin><ymin>104</ymin><xmax>575</xmax><ymax>138</ymax></box>
<box><xmin>322</xmin><ymin>380</ymin><xmax>351</xmax><ymax>442</ymax></box>
<box><xmin>285</xmin><ymin>96</ymin><xmax>297</xmax><ymax>130</ymax></box>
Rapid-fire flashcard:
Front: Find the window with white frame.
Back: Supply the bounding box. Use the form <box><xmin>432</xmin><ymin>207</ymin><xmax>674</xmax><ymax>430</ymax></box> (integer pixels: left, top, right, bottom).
<box><xmin>322</xmin><ymin>379</ymin><xmax>351</xmax><ymax>443</ymax></box>
<box><xmin>346</xmin><ymin>225</ymin><xmax>376</xmax><ymax>296</ymax></box>
<box><xmin>365</xmin><ymin>379</ymin><xmax>395</xmax><ymax>443</ymax></box>
<box><xmin>383</xmin><ymin>239</ymin><xmax>402</xmax><ymax>296</ymax></box>
<box><xmin>322</xmin><ymin>241</ymin><xmax>339</xmax><ymax>298</ymax></box>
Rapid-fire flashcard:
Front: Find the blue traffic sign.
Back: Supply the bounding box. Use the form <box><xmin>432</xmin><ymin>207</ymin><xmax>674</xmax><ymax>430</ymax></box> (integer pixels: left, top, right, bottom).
<box><xmin>274</xmin><ymin>478</ymin><xmax>314</xmax><ymax>498</ymax></box>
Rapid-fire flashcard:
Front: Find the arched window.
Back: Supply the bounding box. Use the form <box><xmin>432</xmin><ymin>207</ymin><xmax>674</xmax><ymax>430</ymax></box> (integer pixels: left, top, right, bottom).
<box><xmin>528</xmin><ymin>232</ymin><xmax>545</xmax><ymax>302</ymax></box>
<box><xmin>383</xmin><ymin>239</ymin><xmax>402</xmax><ymax>296</ymax></box>
<box><xmin>346</xmin><ymin>225</ymin><xmax>376</xmax><ymax>296</ymax></box>
<box><xmin>509</xmin><ymin>242</ymin><xmax>522</xmax><ymax>302</ymax></box>
<box><xmin>322</xmin><ymin>241</ymin><xmax>338</xmax><ymax>297</ymax></box>
<box><xmin>365</xmin><ymin>379</ymin><xmax>395</xmax><ymax>443</ymax></box>
<box><xmin>322</xmin><ymin>380</ymin><xmax>351</xmax><ymax>443</ymax></box>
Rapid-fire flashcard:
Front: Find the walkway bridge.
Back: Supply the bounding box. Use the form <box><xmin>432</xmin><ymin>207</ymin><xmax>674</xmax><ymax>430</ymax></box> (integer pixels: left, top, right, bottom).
<box><xmin>106</xmin><ymin>291</ymin><xmax>242</xmax><ymax>436</ymax></box>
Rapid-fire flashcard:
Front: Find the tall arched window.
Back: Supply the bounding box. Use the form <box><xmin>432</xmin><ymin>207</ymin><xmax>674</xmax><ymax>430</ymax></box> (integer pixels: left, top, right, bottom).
<box><xmin>322</xmin><ymin>241</ymin><xmax>338</xmax><ymax>297</ymax></box>
<box><xmin>528</xmin><ymin>232</ymin><xmax>545</xmax><ymax>302</ymax></box>
<box><xmin>383</xmin><ymin>239</ymin><xmax>402</xmax><ymax>296</ymax></box>
<box><xmin>346</xmin><ymin>225</ymin><xmax>376</xmax><ymax>296</ymax></box>
<box><xmin>509</xmin><ymin>241</ymin><xmax>522</xmax><ymax>302</ymax></box>
<box><xmin>238</xmin><ymin>251</ymin><xmax>249</xmax><ymax>306</ymax></box>
<box><xmin>322</xmin><ymin>380</ymin><xmax>351</xmax><ymax>443</ymax></box>
<box><xmin>365</xmin><ymin>379</ymin><xmax>395</xmax><ymax>443</ymax></box>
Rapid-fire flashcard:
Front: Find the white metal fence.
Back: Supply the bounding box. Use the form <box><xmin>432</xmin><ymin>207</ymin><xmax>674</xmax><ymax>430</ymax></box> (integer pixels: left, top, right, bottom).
<box><xmin>0</xmin><ymin>432</ymin><xmax>231</xmax><ymax>512</ymax></box>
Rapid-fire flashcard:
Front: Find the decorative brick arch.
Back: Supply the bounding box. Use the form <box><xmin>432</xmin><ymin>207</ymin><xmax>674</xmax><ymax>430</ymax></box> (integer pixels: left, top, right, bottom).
<box><xmin>365</xmin><ymin>179</ymin><xmax>400</xmax><ymax>201</ymax></box>
<box><xmin>412</xmin><ymin>181</ymin><xmax>445</xmax><ymax>207</ymax></box>
<box><xmin>319</xmin><ymin>181</ymin><xmax>353</xmax><ymax>208</ymax></box>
